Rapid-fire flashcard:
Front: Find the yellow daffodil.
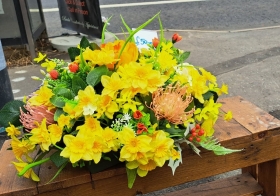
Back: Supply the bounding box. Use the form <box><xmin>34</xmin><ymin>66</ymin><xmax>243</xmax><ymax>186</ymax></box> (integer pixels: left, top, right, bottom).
<box><xmin>60</xmin><ymin>134</ymin><xmax>93</xmax><ymax>163</ymax></box>
<box><xmin>102</xmin><ymin>127</ymin><xmax>120</xmax><ymax>151</ymax></box>
<box><xmin>118</xmin><ymin>127</ymin><xmax>152</xmax><ymax>162</ymax></box>
<box><xmin>76</xmin><ymin>116</ymin><xmax>103</xmax><ymax>137</ymax></box>
<box><xmin>149</xmin><ymin>130</ymin><xmax>174</xmax><ymax>167</ymax></box>
<box><xmin>57</xmin><ymin>114</ymin><xmax>72</xmax><ymax>129</ymax></box>
<box><xmin>12</xmin><ymin>161</ymin><xmax>40</xmax><ymax>181</ymax></box>
<box><xmin>29</xmin><ymin>118</ymin><xmax>51</xmax><ymax>152</ymax></box>
<box><xmin>218</xmin><ymin>83</ymin><xmax>228</xmax><ymax>95</ymax></box>
<box><xmin>63</xmin><ymin>102</ymin><xmax>82</xmax><ymax>119</ymax></box>
<box><xmin>11</xmin><ymin>137</ymin><xmax>35</xmax><ymax>161</ymax></box>
<box><xmin>199</xmin><ymin>67</ymin><xmax>217</xmax><ymax>85</ymax></box>
<box><xmin>6</xmin><ymin>123</ymin><xmax>21</xmax><ymax>138</ymax></box>
<box><xmin>89</xmin><ymin>135</ymin><xmax>109</xmax><ymax>163</ymax></box>
<box><xmin>77</xmin><ymin>85</ymin><xmax>100</xmax><ymax>116</ymax></box>
<box><xmin>48</xmin><ymin>124</ymin><xmax>63</xmax><ymax>145</ymax></box>
<box><xmin>96</xmin><ymin>95</ymin><xmax>119</xmax><ymax>119</ymax></box>
<box><xmin>34</xmin><ymin>52</ymin><xmax>46</xmax><ymax>63</ymax></box>
<box><xmin>224</xmin><ymin>111</ymin><xmax>233</xmax><ymax>121</ymax></box>
<box><xmin>101</xmin><ymin>72</ymin><xmax>127</xmax><ymax>98</ymax></box>
<box><xmin>28</xmin><ymin>84</ymin><xmax>54</xmax><ymax>110</ymax></box>
<box><xmin>41</xmin><ymin>59</ymin><xmax>56</xmax><ymax>72</ymax></box>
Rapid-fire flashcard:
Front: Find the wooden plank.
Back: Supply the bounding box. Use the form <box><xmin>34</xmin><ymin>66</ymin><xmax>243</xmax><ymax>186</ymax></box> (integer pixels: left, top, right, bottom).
<box><xmin>219</xmin><ymin>96</ymin><xmax>280</xmax><ymax>138</ymax></box>
<box><xmin>258</xmin><ymin>159</ymin><xmax>280</xmax><ymax>196</ymax></box>
<box><xmin>37</xmin><ymin>160</ymin><xmax>91</xmax><ymax>194</ymax></box>
<box><xmin>0</xmin><ymin>140</ymin><xmax>38</xmax><ymax>196</ymax></box>
<box><xmin>36</xmin><ymin>133</ymin><xmax>280</xmax><ymax>195</ymax></box>
<box><xmin>163</xmin><ymin>173</ymin><xmax>263</xmax><ymax>196</ymax></box>
<box><xmin>214</xmin><ymin>117</ymin><xmax>252</xmax><ymax>147</ymax></box>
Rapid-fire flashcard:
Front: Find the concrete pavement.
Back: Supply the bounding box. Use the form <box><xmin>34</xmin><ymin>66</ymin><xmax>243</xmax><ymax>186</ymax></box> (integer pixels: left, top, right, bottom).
<box><xmin>2</xmin><ymin>26</ymin><xmax>280</xmax><ymax>195</ymax></box>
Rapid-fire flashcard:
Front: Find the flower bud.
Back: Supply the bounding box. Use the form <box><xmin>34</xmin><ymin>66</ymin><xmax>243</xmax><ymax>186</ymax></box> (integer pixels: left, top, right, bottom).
<box><xmin>49</xmin><ymin>70</ymin><xmax>59</xmax><ymax>80</ymax></box>
<box><xmin>152</xmin><ymin>37</ymin><xmax>159</xmax><ymax>48</ymax></box>
<box><xmin>172</xmin><ymin>33</ymin><xmax>182</xmax><ymax>43</ymax></box>
<box><xmin>31</xmin><ymin>76</ymin><xmax>41</xmax><ymax>81</ymax></box>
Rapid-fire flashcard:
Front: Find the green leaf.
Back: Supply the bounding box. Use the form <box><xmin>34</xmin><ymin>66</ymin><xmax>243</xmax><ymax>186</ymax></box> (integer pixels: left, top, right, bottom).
<box><xmin>178</xmin><ymin>139</ymin><xmax>201</xmax><ymax>156</ymax></box>
<box><xmin>179</xmin><ymin>51</ymin><xmax>190</xmax><ymax>63</ymax></box>
<box><xmin>86</xmin><ymin>65</ymin><xmax>109</xmax><ymax>87</ymax></box>
<box><xmin>53</xmin><ymin>87</ymin><xmax>74</xmax><ymax>100</ymax></box>
<box><xmin>54</xmin><ymin>108</ymin><xmax>64</xmax><ymax>121</ymax></box>
<box><xmin>118</xmin><ymin>12</ymin><xmax>160</xmax><ymax>59</ymax></box>
<box><xmin>90</xmin><ymin>42</ymin><xmax>101</xmax><ymax>51</ymax></box>
<box><xmin>47</xmin><ymin>161</ymin><xmax>68</xmax><ymax>184</ymax></box>
<box><xmin>200</xmin><ymin>137</ymin><xmax>242</xmax><ymax>155</ymax></box>
<box><xmin>68</xmin><ymin>47</ymin><xmax>80</xmax><ymax>62</ymax></box>
<box><xmin>0</xmin><ymin>100</ymin><xmax>25</xmax><ymax>127</ymax></box>
<box><xmin>50</xmin><ymin>96</ymin><xmax>66</xmax><ymax>108</ymax></box>
<box><xmin>203</xmin><ymin>91</ymin><xmax>218</xmax><ymax>102</ymax></box>
<box><xmin>72</xmin><ymin>75</ymin><xmax>87</xmax><ymax>94</ymax></box>
<box><xmin>50</xmin><ymin>150</ymin><xmax>69</xmax><ymax>168</ymax></box>
<box><xmin>126</xmin><ymin>168</ymin><xmax>137</xmax><ymax>189</ymax></box>
<box><xmin>79</xmin><ymin>48</ymin><xmax>87</xmax><ymax>70</ymax></box>
<box><xmin>120</xmin><ymin>15</ymin><xmax>133</xmax><ymax>35</ymax></box>
<box><xmin>80</xmin><ymin>36</ymin><xmax>90</xmax><ymax>49</ymax></box>
<box><xmin>0</xmin><ymin>127</ymin><xmax>5</xmax><ymax>133</ymax></box>
<box><xmin>101</xmin><ymin>15</ymin><xmax>113</xmax><ymax>44</ymax></box>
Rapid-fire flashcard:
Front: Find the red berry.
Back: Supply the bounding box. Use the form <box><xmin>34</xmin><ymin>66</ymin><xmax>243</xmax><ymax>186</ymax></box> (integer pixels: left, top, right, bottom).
<box><xmin>49</xmin><ymin>70</ymin><xmax>59</xmax><ymax>80</ymax></box>
<box><xmin>195</xmin><ymin>124</ymin><xmax>200</xmax><ymax>129</ymax></box>
<box><xmin>196</xmin><ymin>137</ymin><xmax>201</xmax><ymax>142</ymax></box>
<box><xmin>69</xmin><ymin>62</ymin><xmax>79</xmax><ymax>73</ymax></box>
<box><xmin>192</xmin><ymin>132</ymin><xmax>197</xmax><ymax>137</ymax></box>
<box><xmin>189</xmin><ymin>136</ymin><xmax>193</xmax><ymax>141</ymax></box>
<box><xmin>199</xmin><ymin>129</ymin><xmax>205</xmax><ymax>135</ymax></box>
<box><xmin>191</xmin><ymin>127</ymin><xmax>196</xmax><ymax>133</ymax></box>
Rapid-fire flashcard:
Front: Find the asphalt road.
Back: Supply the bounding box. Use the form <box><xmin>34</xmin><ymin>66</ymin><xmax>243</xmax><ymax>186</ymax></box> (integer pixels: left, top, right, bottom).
<box><xmin>41</xmin><ymin>0</ymin><xmax>280</xmax><ymax>37</ymax></box>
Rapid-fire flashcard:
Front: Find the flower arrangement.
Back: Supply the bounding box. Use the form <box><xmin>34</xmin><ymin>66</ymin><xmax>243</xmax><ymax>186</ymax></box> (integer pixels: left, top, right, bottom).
<box><xmin>0</xmin><ymin>13</ymin><xmax>238</xmax><ymax>188</ymax></box>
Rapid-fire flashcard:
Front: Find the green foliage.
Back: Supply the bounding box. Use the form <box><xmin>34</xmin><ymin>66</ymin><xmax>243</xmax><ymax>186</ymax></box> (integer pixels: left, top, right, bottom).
<box><xmin>200</xmin><ymin>137</ymin><xmax>242</xmax><ymax>155</ymax></box>
<box><xmin>72</xmin><ymin>75</ymin><xmax>87</xmax><ymax>94</ymax></box>
<box><xmin>126</xmin><ymin>168</ymin><xmax>137</xmax><ymax>189</ymax></box>
<box><xmin>68</xmin><ymin>47</ymin><xmax>80</xmax><ymax>62</ymax></box>
<box><xmin>178</xmin><ymin>51</ymin><xmax>190</xmax><ymax>63</ymax></box>
<box><xmin>80</xmin><ymin>36</ymin><xmax>91</xmax><ymax>49</ymax></box>
<box><xmin>50</xmin><ymin>96</ymin><xmax>66</xmax><ymax>108</ymax></box>
<box><xmin>54</xmin><ymin>108</ymin><xmax>64</xmax><ymax>121</ymax></box>
<box><xmin>0</xmin><ymin>100</ymin><xmax>25</xmax><ymax>127</ymax></box>
<box><xmin>86</xmin><ymin>65</ymin><xmax>110</xmax><ymax>87</ymax></box>
<box><xmin>53</xmin><ymin>87</ymin><xmax>74</xmax><ymax>100</ymax></box>
<box><xmin>50</xmin><ymin>150</ymin><xmax>69</xmax><ymax>168</ymax></box>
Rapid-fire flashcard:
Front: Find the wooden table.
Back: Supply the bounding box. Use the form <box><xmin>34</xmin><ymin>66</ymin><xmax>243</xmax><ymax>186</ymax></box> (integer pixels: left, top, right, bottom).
<box><xmin>1</xmin><ymin>96</ymin><xmax>280</xmax><ymax>196</ymax></box>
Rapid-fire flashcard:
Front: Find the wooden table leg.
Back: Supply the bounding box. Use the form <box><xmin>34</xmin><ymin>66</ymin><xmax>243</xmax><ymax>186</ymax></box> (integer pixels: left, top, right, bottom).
<box><xmin>258</xmin><ymin>159</ymin><xmax>280</xmax><ymax>196</ymax></box>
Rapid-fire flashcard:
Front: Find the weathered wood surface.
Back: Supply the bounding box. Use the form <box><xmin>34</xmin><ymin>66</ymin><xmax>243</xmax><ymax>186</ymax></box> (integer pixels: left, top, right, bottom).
<box><xmin>164</xmin><ymin>173</ymin><xmax>263</xmax><ymax>196</ymax></box>
<box><xmin>1</xmin><ymin>96</ymin><xmax>280</xmax><ymax>196</ymax></box>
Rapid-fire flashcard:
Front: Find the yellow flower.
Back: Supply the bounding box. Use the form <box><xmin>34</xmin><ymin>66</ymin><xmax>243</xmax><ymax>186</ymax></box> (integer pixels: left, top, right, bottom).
<box><xmin>63</xmin><ymin>102</ymin><xmax>82</xmax><ymax>119</ymax></box>
<box><xmin>41</xmin><ymin>59</ymin><xmax>56</xmax><ymax>72</ymax></box>
<box><xmin>218</xmin><ymin>83</ymin><xmax>228</xmax><ymax>95</ymax></box>
<box><xmin>199</xmin><ymin>67</ymin><xmax>217</xmax><ymax>85</ymax></box>
<box><xmin>161</xmin><ymin>42</ymin><xmax>173</xmax><ymax>54</ymax></box>
<box><xmin>118</xmin><ymin>127</ymin><xmax>152</xmax><ymax>162</ymax></box>
<box><xmin>28</xmin><ymin>84</ymin><xmax>54</xmax><ymax>109</ymax></box>
<box><xmin>57</xmin><ymin>114</ymin><xmax>71</xmax><ymax>128</ymax></box>
<box><xmin>224</xmin><ymin>111</ymin><xmax>233</xmax><ymax>121</ymax></box>
<box><xmin>89</xmin><ymin>135</ymin><xmax>109</xmax><ymax>163</ymax></box>
<box><xmin>171</xmin><ymin>148</ymin><xmax>181</xmax><ymax>160</ymax></box>
<box><xmin>149</xmin><ymin>130</ymin><xmax>174</xmax><ymax>167</ymax></box>
<box><xmin>118</xmin><ymin>41</ymin><xmax>139</xmax><ymax>66</ymax></box>
<box><xmin>29</xmin><ymin>118</ymin><xmax>51</xmax><ymax>152</ymax></box>
<box><xmin>11</xmin><ymin>137</ymin><xmax>35</xmax><ymax>161</ymax></box>
<box><xmin>6</xmin><ymin>123</ymin><xmax>21</xmax><ymax>138</ymax></box>
<box><xmin>60</xmin><ymin>134</ymin><xmax>93</xmax><ymax>163</ymax></box>
<box><xmin>102</xmin><ymin>127</ymin><xmax>120</xmax><ymax>151</ymax></box>
<box><xmin>201</xmin><ymin>115</ymin><xmax>216</xmax><ymax>136</ymax></box>
<box><xmin>12</xmin><ymin>161</ymin><xmax>40</xmax><ymax>181</ymax></box>
<box><xmin>76</xmin><ymin>116</ymin><xmax>103</xmax><ymax>137</ymax></box>
<box><xmin>157</xmin><ymin>51</ymin><xmax>177</xmax><ymax>72</ymax></box>
<box><xmin>116</xmin><ymin>92</ymin><xmax>141</xmax><ymax>113</ymax></box>
<box><xmin>48</xmin><ymin>124</ymin><xmax>63</xmax><ymax>145</ymax></box>
<box><xmin>101</xmin><ymin>72</ymin><xmax>127</xmax><ymax>98</ymax></box>
<box><xmin>126</xmin><ymin>159</ymin><xmax>157</xmax><ymax>177</ymax></box>
<box><xmin>34</xmin><ymin>52</ymin><xmax>46</xmax><ymax>63</ymax></box>
<box><xmin>96</xmin><ymin>95</ymin><xmax>119</xmax><ymax>119</ymax></box>
<box><xmin>77</xmin><ymin>85</ymin><xmax>100</xmax><ymax>116</ymax></box>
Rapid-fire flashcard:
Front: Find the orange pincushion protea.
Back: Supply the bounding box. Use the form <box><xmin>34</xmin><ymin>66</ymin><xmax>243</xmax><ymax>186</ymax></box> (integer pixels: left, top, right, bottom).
<box><xmin>149</xmin><ymin>83</ymin><xmax>194</xmax><ymax>124</ymax></box>
<box><xmin>20</xmin><ymin>103</ymin><xmax>56</xmax><ymax>131</ymax></box>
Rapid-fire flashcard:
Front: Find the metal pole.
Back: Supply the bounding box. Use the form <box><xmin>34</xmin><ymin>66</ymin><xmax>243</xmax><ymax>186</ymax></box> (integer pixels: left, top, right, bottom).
<box><xmin>0</xmin><ymin>40</ymin><xmax>14</xmax><ymax>110</ymax></box>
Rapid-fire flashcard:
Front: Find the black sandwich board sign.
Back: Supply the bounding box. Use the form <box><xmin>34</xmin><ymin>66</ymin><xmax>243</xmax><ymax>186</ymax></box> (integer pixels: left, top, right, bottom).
<box><xmin>57</xmin><ymin>0</ymin><xmax>103</xmax><ymax>38</ymax></box>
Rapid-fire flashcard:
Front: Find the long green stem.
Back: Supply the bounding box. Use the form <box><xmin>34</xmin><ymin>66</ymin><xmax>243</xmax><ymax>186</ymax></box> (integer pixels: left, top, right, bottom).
<box><xmin>18</xmin><ymin>157</ymin><xmax>50</xmax><ymax>176</ymax></box>
<box><xmin>53</xmin><ymin>144</ymin><xmax>64</xmax><ymax>151</ymax></box>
